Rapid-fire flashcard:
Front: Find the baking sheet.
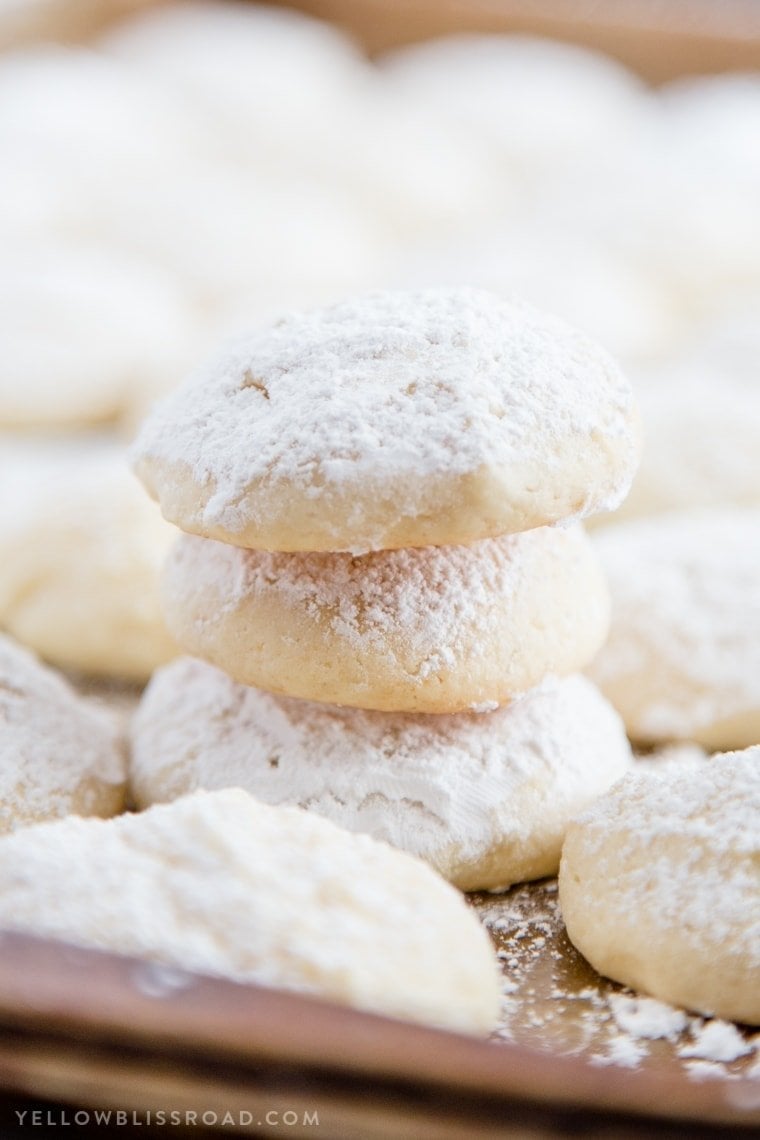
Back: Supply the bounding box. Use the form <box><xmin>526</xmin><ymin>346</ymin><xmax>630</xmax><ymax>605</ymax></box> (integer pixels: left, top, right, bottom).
<box><xmin>476</xmin><ymin>882</ymin><xmax>759</xmax><ymax>1083</ymax></box>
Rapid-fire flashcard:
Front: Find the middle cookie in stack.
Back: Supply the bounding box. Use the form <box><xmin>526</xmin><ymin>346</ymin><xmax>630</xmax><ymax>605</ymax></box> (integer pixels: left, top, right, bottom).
<box><xmin>131</xmin><ymin>288</ymin><xmax>640</xmax><ymax>889</ymax></box>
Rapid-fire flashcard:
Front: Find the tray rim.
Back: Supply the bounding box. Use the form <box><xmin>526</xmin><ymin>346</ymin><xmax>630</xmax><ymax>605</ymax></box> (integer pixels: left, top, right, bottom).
<box><xmin>0</xmin><ymin>929</ymin><xmax>757</xmax><ymax>1132</ymax></box>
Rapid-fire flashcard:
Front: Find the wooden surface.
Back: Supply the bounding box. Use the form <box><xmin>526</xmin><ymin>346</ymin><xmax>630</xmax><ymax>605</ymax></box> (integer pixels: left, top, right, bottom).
<box><xmin>276</xmin><ymin>0</ymin><xmax>760</xmax><ymax>80</ymax></box>
<box><xmin>0</xmin><ymin>925</ymin><xmax>757</xmax><ymax>1138</ymax></box>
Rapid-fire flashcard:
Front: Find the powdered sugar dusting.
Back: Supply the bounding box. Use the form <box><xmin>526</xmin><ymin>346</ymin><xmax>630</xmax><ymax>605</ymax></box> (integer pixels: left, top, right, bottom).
<box><xmin>131</xmin><ymin>662</ymin><xmax>631</xmax><ymax>888</ymax></box>
<box><xmin>0</xmin><ymin>634</ymin><xmax>127</xmax><ymax>832</ymax></box>
<box><xmin>564</xmin><ymin>750</ymin><xmax>760</xmax><ymax>969</ymax></box>
<box><xmin>477</xmin><ymin>881</ymin><xmax>758</xmax><ymax>1081</ymax></box>
<box><xmin>166</xmin><ymin>521</ymin><xmax>600</xmax><ymax>681</ymax></box>
<box><xmin>591</xmin><ymin>507</ymin><xmax>760</xmax><ymax>740</ymax></box>
<box><xmin>132</xmin><ymin>288</ymin><xmax>637</xmax><ymax>544</ymax></box>
<box><xmin>608</xmin><ymin>993</ymin><xmax>688</xmax><ymax>1040</ymax></box>
<box><xmin>572</xmin><ymin>747</ymin><xmax>760</xmax><ymax>857</ymax></box>
<box><xmin>679</xmin><ymin>1021</ymin><xmax>754</xmax><ymax>1063</ymax></box>
<box><xmin>0</xmin><ymin>789</ymin><xmax>500</xmax><ymax>1034</ymax></box>
<box><xmin>243</xmin><ymin>532</ymin><xmax>532</xmax><ymax>656</ymax></box>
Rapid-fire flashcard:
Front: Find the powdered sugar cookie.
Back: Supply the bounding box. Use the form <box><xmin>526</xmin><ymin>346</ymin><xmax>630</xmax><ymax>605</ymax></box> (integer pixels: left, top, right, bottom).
<box><xmin>596</xmin><ymin>370</ymin><xmax>760</xmax><ymax>525</ymax></box>
<box><xmin>0</xmin><ymin>243</ymin><xmax>194</xmax><ymax>428</ymax></box>
<box><xmin>132</xmin><ymin>289</ymin><xmax>639</xmax><ymax>552</ymax></box>
<box><xmin>684</xmin><ymin>297</ymin><xmax>760</xmax><ymax>386</ymax></box>
<box><xmin>0</xmin><ymin>447</ymin><xmax>177</xmax><ymax>681</ymax></box>
<box><xmin>0</xmin><ymin>788</ymin><xmax>500</xmax><ymax>1034</ymax></box>
<box><xmin>381</xmin><ymin>36</ymin><xmax>651</xmax><ymax>189</ymax></box>
<box><xmin>559</xmin><ymin>748</ymin><xmax>760</xmax><ymax>1023</ymax></box>
<box><xmin>92</xmin><ymin>167</ymin><xmax>386</xmax><ymax>315</ymax></box>
<box><xmin>661</xmin><ymin>73</ymin><xmax>760</xmax><ymax>198</ymax></box>
<box><xmin>396</xmin><ymin>227</ymin><xmax>679</xmax><ymax>367</ymax></box>
<box><xmin>589</xmin><ymin>509</ymin><xmax>760</xmax><ymax>749</ymax></box>
<box><xmin>0</xmin><ymin>634</ymin><xmax>126</xmax><ymax>833</ymax></box>
<box><xmin>102</xmin><ymin>2</ymin><xmax>371</xmax><ymax>177</ymax></box>
<box><xmin>162</xmin><ymin>525</ymin><xmax>610</xmax><ymax>713</ymax></box>
<box><xmin>0</xmin><ymin>43</ymin><xmax>201</xmax><ymax>181</ymax></box>
<box><xmin>104</xmin><ymin>3</ymin><xmax>499</xmax><ymax>244</ymax></box>
<box><xmin>131</xmin><ymin>663</ymin><xmax>632</xmax><ymax>890</ymax></box>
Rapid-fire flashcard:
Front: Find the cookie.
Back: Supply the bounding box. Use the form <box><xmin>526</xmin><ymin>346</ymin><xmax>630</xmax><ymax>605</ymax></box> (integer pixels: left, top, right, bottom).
<box><xmin>0</xmin><ymin>634</ymin><xmax>126</xmax><ymax>833</ymax></box>
<box><xmin>596</xmin><ymin>370</ymin><xmax>760</xmax><ymax>526</ymax></box>
<box><xmin>131</xmin><ymin>663</ymin><xmax>632</xmax><ymax>891</ymax></box>
<box><xmin>398</xmin><ymin>228</ymin><xmax>679</xmax><ymax>368</ymax></box>
<box><xmin>132</xmin><ymin>288</ymin><xmax>639</xmax><ymax>552</ymax></box>
<box><xmin>0</xmin><ymin>447</ymin><xmax>178</xmax><ymax>681</ymax></box>
<box><xmin>381</xmin><ymin>36</ymin><xmax>649</xmax><ymax>188</ymax></box>
<box><xmin>102</xmin><ymin>1</ymin><xmax>370</xmax><ymax>174</ymax></box>
<box><xmin>0</xmin><ymin>243</ymin><xmax>193</xmax><ymax>429</ymax></box>
<box><xmin>162</xmin><ymin>524</ymin><xmax>610</xmax><ymax>713</ymax></box>
<box><xmin>0</xmin><ymin>788</ymin><xmax>501</xmax><ymax>1034</ymax></box>
<box><xmin>589</xmin><ymin>508</ymin><xmax>760</xmax><ymax>749</ymax></box>
<box><xmin>559</xmin><ymin>747</ymin><xmax>760</xmax><ymax>1024</ymax></box>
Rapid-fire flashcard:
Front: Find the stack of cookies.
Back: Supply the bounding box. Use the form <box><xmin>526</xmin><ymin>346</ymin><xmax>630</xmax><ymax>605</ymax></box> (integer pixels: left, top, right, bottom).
<box><xmin>131</xmin><ymin>288</ymin><xmax>640</xmax><ymax>891</ymax></box>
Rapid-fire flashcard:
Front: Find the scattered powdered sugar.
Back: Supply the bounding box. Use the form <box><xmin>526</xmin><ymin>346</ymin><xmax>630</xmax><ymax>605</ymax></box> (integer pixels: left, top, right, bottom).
<box><xmin>596</xmin><ymin>1034</ymin><xmax>648</xmax><ymax>1069</ymax></box>
<box><xmin>132</xmin><ymin>288</ymin><xmax>637</xmax><ymax>542</ymax></box>
<box><xmin>607</xmin><ymin>993</ymin><xmax>688</xmax><ymax>1040</ymax></box>
<box><xmin>131</xmin><ymin>661</ymin><xmax>631</xmax><ymax>889</ymax></box>
<box><xmin>0</xmin><ymin>634</ymin><xmax>127</xmax><ymax>832</ymax></box>
<box><xmin>591</xmin><ymin>507</ymin><xmax>760</xmax><ymax>739</ymax></box>
<box><xmin>679</xmin><ymin>1021</ymin><xmax>755</xmax><ymax>1063</ymax></box>
<box><xmin>477</xmin><ymin>880</ymin><xmax>758</xmax><ymax>1081</ymax></box>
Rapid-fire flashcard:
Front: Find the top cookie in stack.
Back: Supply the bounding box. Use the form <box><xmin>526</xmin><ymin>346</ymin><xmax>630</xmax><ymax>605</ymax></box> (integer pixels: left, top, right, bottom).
<box><xmin>132</xmin><ymin>288</ymin><xmax>639</xmax><ymax>713</ymax></box>
<box><xmin>134</xmin><ymin>287</ymin><xmax>638</xmax><ymax>553</ymax></box>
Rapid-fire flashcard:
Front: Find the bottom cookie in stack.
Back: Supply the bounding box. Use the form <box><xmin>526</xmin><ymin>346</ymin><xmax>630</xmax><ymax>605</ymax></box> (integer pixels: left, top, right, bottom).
<box><xmin>130</xmin><ymin>660</ymin><xmax>633</xmax><ymax>892</ymax></box>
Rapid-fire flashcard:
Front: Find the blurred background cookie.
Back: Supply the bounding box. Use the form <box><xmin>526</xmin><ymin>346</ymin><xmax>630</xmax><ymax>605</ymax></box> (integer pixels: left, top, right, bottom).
<box><xmin>0</xmin><ymin>243</ymin><xmax>195</xmax><ymax>428</ymax></box>
<box><xmin>589</xmin><ymin>508</ymin><xmax>760</xmax><ymax>749</ymax></box>
<box><xmin>0</xmin><ymin>445</ymin><xmax>177</xmax><ymax>681</ymax></box>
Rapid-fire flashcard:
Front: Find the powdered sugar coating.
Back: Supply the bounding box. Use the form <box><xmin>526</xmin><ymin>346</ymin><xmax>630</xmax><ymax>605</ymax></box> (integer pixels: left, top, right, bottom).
<box><xmin>132</xmin><ymin>288</ymin><xmax>639</xmax><ymax>551</ymax></box>
<box><xmin>0</xmin><ymin>787</ymin><xmax>500</xmax><ymax>1034</ymax></box>
<box><xmin>0</xmin><ymin>242</ymin><xmax>194</xmax><ymax>429</ymax></box>
<box><xmin>0</xmin><ymin>446</ymin><xmax>178</xmax><ymax>681</ymax></box>
<box><xmin>559</xmin><ymin>747</ymin><xmax>760</xmax><ymax>1023</ymax></box>
<box><xmin>599</xmin><ymin>370</ymin><xmax>760</xmax><ymax>526</ymax></box>
<box><xmin>589</xmin><ymin>508</ymin><xmax>760</xmax><ymax>748</ymax></box>
<box><xmin>162</xmin><ymin>524</ymin><xmax>610</xmax><ymax>712</ymax></box>
<box><xmin>0</xmin><ymin>634</ymin><xmax>126</xmax><ymax>832</ymax></box>
<box><xmin>130</xmin><ymin>663</ymin><xmax>632</xmax><ymax>890</ymax></box>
